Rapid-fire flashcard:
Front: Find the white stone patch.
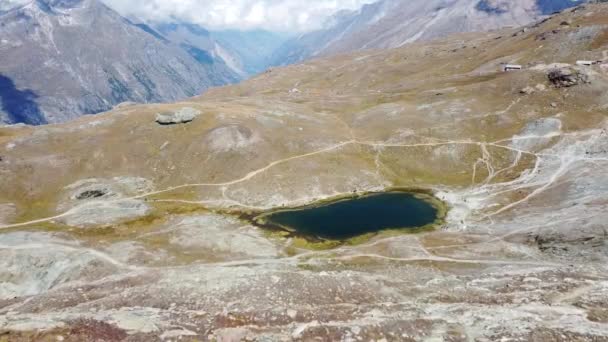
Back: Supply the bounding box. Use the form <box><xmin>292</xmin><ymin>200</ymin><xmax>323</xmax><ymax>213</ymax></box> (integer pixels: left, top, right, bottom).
<box><xmin>65</xmin><ymin>177</ymin><xmax>153</xmax><ymax>194</ymax></box>
<box><xmin>417</xmin><ymin>101</ymin><xmax>446</xmax><ymax>110</ymax></box>
<box><xmin>431</xmin><ymin>143</ymin><xmax>466</xmax><ymax>161</ymax></box>
<box><xmin>0</xmin><ymin>313</ymin><xmax>66</xmax><ymax>332</ymax></box>
<box><xmin>0</xmin><ymin>203</ymin><xmax>16</xmax><ymax>225</ymax></box>
<box><xmin>511</xmin><ymin>117</ymin><xmax>562</xmax><ymax>152</ymax></box>
<box><xmin>169</xmin><ymin>214</ymin><xmax>278</xmax><ymax>258</ymax></box>
<box><xmin>104</xmin><ymin>241</ymin><xmax>169</xmax><ymax>265</ymax></box>
<box><xmin>292</xmin><ymin>320</ymin><xmax>320</xmax><ymax>339</ymax></box>
<box><xmin>59</xmin><ymin>177</ymin><xmax>154</xmax><ymax>212</ymax></box>
<box><xmin>104</xmin><ymin>308</ymin><xmax>163</xmax><ymax>334</ymax></box>
<box><xmin>440</xmin><ymin>121</ymin><xmax>608</xmax><ymax>237</ymax></box>
<box><xmin>0</xmin><ymin>232</ymin><xmax>118</xmax><ymax>299</ymax></box>
<box><xmin>60</xmin><ymin>199</ymin><xmax>150</xmax><ymax>228</ymax></box>
<box><xmin>160</xmin><ymin>328</ymin><xmax>198</xmax><ymax>339</ymax></box>
<box><xmin>76</xmin><ymin>119</ymin><xmax>112</xmax><ymax>130</ymax></box>
<box><xmin>255</xmin><ymin>114</ymin><xmax>284</xmax><ymax>127</ymax></box>
<box><xmin>205</xmin><ymin>124</ymin><xmax>261</xmax><ymax>153</ymax></box>
<box><xmin>530</xmin><ymin>63</ymin><xmax>572</xmax><ymax>72</ymax></box>
<box><xmin>353</xmin><ymin>103</ymin><xmax>405</xmax><ymax>125</ymax></box>
<box><xmin>213</xmin><ymin>327</ymin><xmax>251</xmax><ymax>342</ymax></box>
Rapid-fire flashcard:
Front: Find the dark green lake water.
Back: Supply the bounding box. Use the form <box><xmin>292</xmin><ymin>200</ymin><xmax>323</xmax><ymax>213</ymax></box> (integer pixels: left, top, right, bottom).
<box><xmin>258</xmin><ymin>192</ymin><xmax>439</xmax><ymax>240</ymax></box>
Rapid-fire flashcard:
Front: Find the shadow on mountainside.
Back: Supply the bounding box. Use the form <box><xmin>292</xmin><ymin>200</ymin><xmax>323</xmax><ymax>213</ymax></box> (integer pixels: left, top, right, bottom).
<box><xmin>0</xmin><ymin>74</ymin><xmax>46</xmax><ymax>125</ymax></box>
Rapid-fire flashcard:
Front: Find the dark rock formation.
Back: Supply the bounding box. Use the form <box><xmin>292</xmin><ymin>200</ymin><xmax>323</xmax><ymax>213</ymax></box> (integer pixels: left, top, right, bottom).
<box><xmin>548</xmin><ymin>67</ymin><xmax>588</xmax><ymax>87</ymax></box>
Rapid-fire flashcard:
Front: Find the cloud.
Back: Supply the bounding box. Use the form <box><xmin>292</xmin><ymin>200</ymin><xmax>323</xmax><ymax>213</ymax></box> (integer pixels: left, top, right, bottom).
<box><xmin>0</xmin><ymin>0</ymin><xmax>27</xmax><ymax>11</ymax></box>
<box><xmin>0</xmin><ymin>0</ymin><xmax>377</xmax><ymax>32</ymax></box>
<box><xmin>102</xmin><ymin>0</ymin><xmax>378</xmax><ymax>32</ymax></box>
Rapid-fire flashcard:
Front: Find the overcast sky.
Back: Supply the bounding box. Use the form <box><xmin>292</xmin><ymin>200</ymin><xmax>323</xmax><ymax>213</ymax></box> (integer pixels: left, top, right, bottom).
<box><xmin>1</xmin><ymin>0</ymin><xmax>378</xmax><ymax>32</ymax></box>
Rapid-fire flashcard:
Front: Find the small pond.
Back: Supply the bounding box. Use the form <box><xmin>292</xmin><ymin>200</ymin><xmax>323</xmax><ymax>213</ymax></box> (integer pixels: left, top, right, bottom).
<box><xmin>254</xmin><ymin>191</ymin><xmax>441</xmax><ymax>241</ymax></box>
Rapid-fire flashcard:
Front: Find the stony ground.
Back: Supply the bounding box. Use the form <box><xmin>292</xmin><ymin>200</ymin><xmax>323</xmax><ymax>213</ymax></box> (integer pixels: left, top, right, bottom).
<box><xmin>0</xmin><ymin>4</ymin><xmax>608</xmax><ymax>341</ymax></box>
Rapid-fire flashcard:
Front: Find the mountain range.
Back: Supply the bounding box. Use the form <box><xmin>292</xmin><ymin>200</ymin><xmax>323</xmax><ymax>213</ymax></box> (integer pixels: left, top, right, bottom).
<box><xmin>0</xmin><ymin>0</ymin><xmax>592</xmax><ymax>125</ymax></box>
<box><xmin>272</xmin><ymin>0</ymin><xmax>587</xmax><ymax>65</ymax></box>
<box><xmin>0</xmin><ymin>0</ymin><xmax>240</xmax><ymax>124</ymax></box>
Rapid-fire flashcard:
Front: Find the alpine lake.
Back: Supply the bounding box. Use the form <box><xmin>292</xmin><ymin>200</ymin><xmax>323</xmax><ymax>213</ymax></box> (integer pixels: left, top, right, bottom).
<box><xmin>247</xmin><ymin>190</ymin><xmax>447</xmax><ymax>244</ymax></box>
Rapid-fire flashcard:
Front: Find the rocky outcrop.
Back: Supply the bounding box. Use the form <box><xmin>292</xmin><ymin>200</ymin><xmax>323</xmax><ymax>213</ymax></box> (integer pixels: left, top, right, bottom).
<box><xmin>548</xmin><ymin>67</ymin><xmax>589</xmax><ymax>87</ymax></box>
<box><xmin>156</xmin><ymin>107</ymin><xmax>201</xmax><ymax>125</ymax></box>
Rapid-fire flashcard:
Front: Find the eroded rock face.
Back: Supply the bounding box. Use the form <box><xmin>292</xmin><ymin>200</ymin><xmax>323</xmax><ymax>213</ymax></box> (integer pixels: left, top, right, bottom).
<box><xmin>155</xmin><ymin>107</ymin><xmax>201</xmax><ymax>125</ymax></box>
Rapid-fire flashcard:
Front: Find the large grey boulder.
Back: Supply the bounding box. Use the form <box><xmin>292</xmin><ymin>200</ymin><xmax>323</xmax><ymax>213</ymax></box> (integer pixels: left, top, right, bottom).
<box><xmin>155</xmin><ymin>107</ymin><xmax>201</xmax><ymax>125</ymax></box>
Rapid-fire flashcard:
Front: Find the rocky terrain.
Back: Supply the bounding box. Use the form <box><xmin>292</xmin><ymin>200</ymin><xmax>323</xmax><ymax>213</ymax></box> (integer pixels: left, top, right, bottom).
<box><xmin>272</xmin><ymin>0</ymin><xmax>587</xmax><ymax>65</ymax></box>
<box><xmin>0</xmin><ymin>0</ymin><xmax>239</xmax><ymax>125</ymax></box>
<box><xmin>0</xmin><ymin>3</ymin><xmax>608</xmax><ymax>341</ymax></box>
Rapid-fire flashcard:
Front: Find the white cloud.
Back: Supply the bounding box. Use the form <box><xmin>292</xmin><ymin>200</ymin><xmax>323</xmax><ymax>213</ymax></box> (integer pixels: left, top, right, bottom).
<box><xmin>0</xmin><ymin>0</ymin><xmax>27</xmax><ymax>11</ymax></box>
<box><xmin>0</xmin><ymin>0</ymin><xmax>378</xmax><ymax>32</ymax></box>
<box><xmin>103</xmin><ymin>0</ymin><xmax>378</xmax><ymax>32</ymax></box>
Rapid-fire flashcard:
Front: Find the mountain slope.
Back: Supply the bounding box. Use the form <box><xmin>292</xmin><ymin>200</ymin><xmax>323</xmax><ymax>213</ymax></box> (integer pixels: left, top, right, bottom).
<box><xmin>0</xmin><ymin>0</ymin><xmax>239</xmax><ymax>124</ymax></box>
<box><xmin>153</xmin><ymin>23</ymin><xmax>288</xmax><ymax>78</ymax></box>
<box><xmin>210</xmin><ymin>30</ymin><xmax>289</xmax><ymax>76</ymax></box>
<box><xmin>272</xmin><ymin>0</ymin><xmax>587</xmax><ymax>65</ymax></box>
